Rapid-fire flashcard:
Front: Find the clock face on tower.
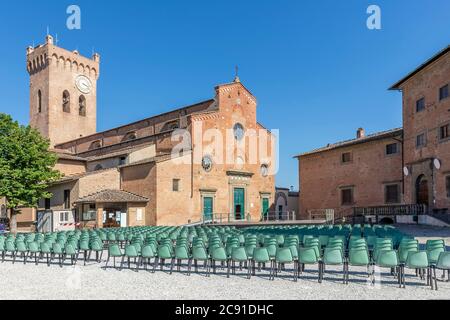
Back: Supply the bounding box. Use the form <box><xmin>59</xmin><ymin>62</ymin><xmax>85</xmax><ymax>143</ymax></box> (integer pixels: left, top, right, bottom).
<box><xmin>75</xmin><ymin>75</ymin><xmax>92</xmax><ymax>94</ymax></box>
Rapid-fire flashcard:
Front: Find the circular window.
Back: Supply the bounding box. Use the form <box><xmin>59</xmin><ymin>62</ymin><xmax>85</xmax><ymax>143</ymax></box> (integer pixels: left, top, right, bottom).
<box><xmin>233</xmin><ymin>123</ymin><xmax>245</xmax><ymax>141</ymax></box>
<box><xmin>202</xmin><ymin>155</ymin><xmax>213</xmax><ymax>172</ymax></box>
<box><xmin>261</xmin><ymin>164</ymin><xmax>269</xmax><ymax>177</ymax></box>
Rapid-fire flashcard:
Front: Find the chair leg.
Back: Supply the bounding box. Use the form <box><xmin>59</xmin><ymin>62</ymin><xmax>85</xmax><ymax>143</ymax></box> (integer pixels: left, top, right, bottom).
<box><xmin>153</xmin><ymin>257</ymin><xmax>158</xmax><ymax>273</ymax></box>
<box><xmin>293</xmin><ymin>261</ymin><xmax>297</xmax><ymax>282</ymax></box>
<box><xmin>318</xmin><ymin>262</ymin><xmax>323</xmax><ymax>283</ymax></box>
<box><xmin>170</xmin><ymin>258</ymin><xmax>175</xmax><ymax>275</ymax></box>
<box><xmin>227</xmin><ymin>260</ymin><xmax>230</xmax><ymax>278</ymax></box>
<box><xmin>434</xmin><ymin>267</ymin><xmax>438</xmax><ymax>291</ymax></box>
<box><xmin>119</xmin><ymin>255</ymin><xmax>125</xmax><ymax>271</ymax></box>
<box><xmin>187</xmin><ymin>258</ymin><xmax>192</xmax><ymax>276</ymax></box>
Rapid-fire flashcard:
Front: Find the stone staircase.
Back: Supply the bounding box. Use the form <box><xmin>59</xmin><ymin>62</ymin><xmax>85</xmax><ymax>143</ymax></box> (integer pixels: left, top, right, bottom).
<box><xmin>428</xmin><ymin>211</ymin><xmax>450</xmax><ymax>226</ymax></box>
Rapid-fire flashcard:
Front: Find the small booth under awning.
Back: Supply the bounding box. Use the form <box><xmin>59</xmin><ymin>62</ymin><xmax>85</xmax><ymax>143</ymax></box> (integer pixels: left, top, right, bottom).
<box><xmin>74</xmin><ymin>189</ymin><xmax>149</xmax><ymax>228</ymax></box>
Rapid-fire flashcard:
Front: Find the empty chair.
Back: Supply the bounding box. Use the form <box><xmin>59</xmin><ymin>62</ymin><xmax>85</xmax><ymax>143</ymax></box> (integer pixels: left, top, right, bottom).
<box><xmin>274</xmin><ymin>247</ymin><xmax>296</xmax><ymax>282</ymax></box>
<box><xmin>373</xmin><ymin>250</ymin><xmax>401</xmax><ymax>287</ymax></box>
<box><xmin>432</xmin><ymin>252</ymin><xmax>450</xmax><ymax>290</ymax></box>
<box><xmin>156</xmin><ymin>244</ymin><xmax>174</xmax><ymax>274</ymax></box>
<box><xmin>320</xmin><ymin>248</ymin><xmax>345</xmax><ymax>284</ymax></box>
<box><xmin>211</xmin><ymin>247</ymin><xmax>229</xmax><ymax>277</ymax></box>
<box><xmin>121</xmin><ymin>244</ymin><xmax>139</xmax><ymax>271</ymax></box>
<box><xmin>105</xmin><ymin>244</ymin><xmax>123</xmax><ymax>269</ymax></box>
<box><xmin>298</xmin><ymin>247</ymin><xmax>320</xmax><ymax>282</ymax></box>
<box><xmin>64</xmin><ymin>244</ymin><xmax>78</xmax><ymax>266</ymax></box>
<box><xmin>345</xmin><ymin>248</ymin><xmax>370</xmax><ymax>284</ymax></box>
<box><xmin>174</xmin><ymin>245</ymin><xmax>191</xmax><ymax>273</ymax></box>
<box><xmin>402</xmin><ymin>251</ymin><xmax>432</xmax><ymax>289</ymax></box>
<box><xmin>252</xmin><ymin>248</ymin><xmax>273</xmax><ymax>280</ymax></box>
<box><xmin>40</xmin><ymin>242</ymin><xmax>52</xmax><ymax>266</ymax></box>
<box><xmin>229</xmin><ymin>247</ymin><xmax>250</xmax><ymax>279</ymax></box>
<box><xmin>27</xmin><ymin>242</ymin><xmax>40</xmax><ymax>265</ymax></box>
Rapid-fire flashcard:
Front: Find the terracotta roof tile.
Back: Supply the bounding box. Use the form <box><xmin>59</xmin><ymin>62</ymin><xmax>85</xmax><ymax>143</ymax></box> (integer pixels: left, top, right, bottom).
<box><xmin>296</xmin><ymin>128</ymin><xmax>403</xmax><ymax>157</ymax></box>
<box><xmin>75</xmin><ymin>189</ymin><xmax>148</xmax><ymax>203</ymax></box>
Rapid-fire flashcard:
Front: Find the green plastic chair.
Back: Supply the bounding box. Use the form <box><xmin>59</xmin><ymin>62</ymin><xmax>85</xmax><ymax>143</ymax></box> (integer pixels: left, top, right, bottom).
<box><xmin>229</xmin><ymin>247</ymin><xmax>250</xmax><ymax>279</ymax></box>
<box><xmin>89</xmin><ymin>240</ymin><xmax>104</xmax><ymax>263</ymax></box>
<box><xmin>51</xmin><ymin>243</ymin><xmax>64</xmax><ymax>267</ymax></box>
<box><xmin>298</xmin><ymin>247</ymin><xmax>320</xmax><ymax>282</ymax></box>
<box><xmin>174</xmin><ymin>245</ymin><xmax>191</xmax><ymax>273</ymax></box>
<box><xmin>64</xmin><ymin>244</ymin><xmax>78</xmax><ymax>265</ymax></box>
<box><xmin>156</xmin><ymin>244</ymin><xmax>174</xmax><ymax>273</ymax></box>
<box><xmin>275</xmin><ymin>247</ymin><xmax>296</xmax><ymax>282</ymax></box>
<box><xmin>0</xmin><ymin>240</ymin><xmax>5</xmax><ymax>263</ymax></box>
<box><xmin>191</xmin><ymin>246</ymin><xmax>209</xmax><ymax>276</ymax></box>
<box><xmin>78</xmin><ymin>240</ymin><xmax>90</xmax><ymax>265</ymax></box>
<box><xmin>402</xmin><ymin>251</ymin><xmax>431</xmax><ymax>289</ymax></box>
<box><xmin>121</xmin><ymin>244</ymin><xmax>139</xmax><ymax>271</ymax></box>
<box><xmin>374</xmin><ymin>250</ymin><xmax>401</xmax><ymax>287</ymax></box>
<box><xmin>320</xmin><ymin>248</ymin><xmax>344</xmax><ymax>284</ymax></box>
<box><xmin>432</xmin><ymin>252</ymin><xmax>450</xmax><ymax>290</ymax></box>
<box><xmin>211</xmin><ymin>247</ymin><xmax>229</xmax><ymax>277</ymax></box>
<box><xmin>40</xmin><ymin>242</ymin><xmax>52</xmax><ymax>266</ymax></box>
<box><xmin>252</xmin><ymin>248</ymin><xmax>273</xmax><ymax>280</ymax></box>
<box><xmin>105</xmin><ymin>244</ymin><xmax>123</xmax><ymax>269</ymax></box>
<box><xmin>139</xmin><ymin>244</ymin><xmax>156</xmax><ymax>272</ymax></box>
<box><xmin>28</xmin><ymin>242</ymin><xmax>40</xmax><ymax>265</ymax></box>
<box><xmin>345</xmin><ymin>248</ymin><xmax>370</xmax><ymax>284</ymax></box>
<box><xmin>15</xmin><ymin>241</ymin><xmax>28</xmax><ymax>264</ymax></box>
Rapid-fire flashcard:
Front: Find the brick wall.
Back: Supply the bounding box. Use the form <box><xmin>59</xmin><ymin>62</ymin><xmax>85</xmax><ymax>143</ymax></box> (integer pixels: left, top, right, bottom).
<box><xmin>399</xmin><ymin>51</ymin><xmax>450</xmax><ymax>209</ymax></box>
<box><xmin>298</xmin><ymin>134</ymin><xmax>403</xmax><ymax>218</ymax></box>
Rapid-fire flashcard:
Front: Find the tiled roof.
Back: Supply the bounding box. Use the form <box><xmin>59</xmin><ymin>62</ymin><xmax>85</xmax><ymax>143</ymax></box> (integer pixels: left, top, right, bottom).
<box><xmin>52</xmin><ymin>168</ymin><xmax>117</xmax><ymax>185</ymax></box>
<box><xmin>54</xmin><ymin>99</ymin><xmax>215</xmax><ymax>148</ymax></box>
<box><xmin>84</xmin><ymin>145</ymin><xmax>151</xmax><ymax>162</ymax></box>
<box><xmin>51</xmin><ymin>149</ymin><xmax>87</xmax><ymax>162</ymax></box>
<box><xmin>295</xmin><ymin>128</ymin><xmax>403</xmax><ymax>157</ymax></box>
<box><xmin>75</xmin><ymin>189</ymin><xmax>149</xmax><ymax>203</ymax></box>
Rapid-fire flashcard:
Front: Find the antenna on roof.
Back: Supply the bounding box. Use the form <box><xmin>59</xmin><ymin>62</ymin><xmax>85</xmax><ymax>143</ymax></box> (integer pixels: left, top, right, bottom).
<box><xmin>46</xmin><ymin>26</ymin><xmax>49</xmax><ymax>36</ymax></box>
<box><xmin>55</xmin><ymin>34</ymin><xmax>59</xmax><ymax>46</ymax></box>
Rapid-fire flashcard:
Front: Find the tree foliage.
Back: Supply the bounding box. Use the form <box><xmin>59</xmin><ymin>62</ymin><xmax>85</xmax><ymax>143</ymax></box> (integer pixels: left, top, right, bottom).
<box><xmin>0</xmin><ymin>113</ymin><xmax>61</xmax><ymax>211</ymax></box>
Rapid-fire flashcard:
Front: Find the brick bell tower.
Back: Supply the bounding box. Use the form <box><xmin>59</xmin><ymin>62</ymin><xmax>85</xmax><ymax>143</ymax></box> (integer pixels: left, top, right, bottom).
<box><xmin>27</xmin><ymin>35</ymin><xmax>100</xmax><ymax>147</ymax></box>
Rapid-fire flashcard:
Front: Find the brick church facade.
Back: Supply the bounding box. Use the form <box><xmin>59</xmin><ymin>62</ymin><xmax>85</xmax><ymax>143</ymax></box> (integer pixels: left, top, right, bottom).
<box><xmin>10</xmin><ymin>35</ymin><xmax>276</xmax><ymax>231</ymax></box>
<box><xmin>297</xmin><ymin>45</ymin><xmax>450</xmax><ymax>219</ymax></box>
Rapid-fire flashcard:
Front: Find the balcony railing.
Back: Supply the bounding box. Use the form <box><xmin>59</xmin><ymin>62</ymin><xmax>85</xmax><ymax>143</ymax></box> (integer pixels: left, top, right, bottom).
<box><xmin>353</xmin><ymin>204</ymin><xmax>427</xmax><ymax>216</ymax></box>
<box><xmin>261</xmin><ymin>211</ymin><xmax>297</xmax><ymax>222</ymax></box>
<box><xmin>203</xmin><ymin>213</ymin><xmax>251</xmax><ymax>224</ymax></box>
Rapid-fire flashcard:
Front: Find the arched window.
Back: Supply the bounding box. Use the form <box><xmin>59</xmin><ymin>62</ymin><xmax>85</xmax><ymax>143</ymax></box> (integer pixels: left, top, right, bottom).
<box><xmin>79</xmin><ymin>95</ymin><xmax>86</xmax><ymax>117</ymax></box>
<box><xmin>89</xmin><ymin>140</ymin><xmax>102</xmax><ymax>150</ymax></box>
<box><xmin>63</xmin><ymin>91</ymin><xmax>70</xmax><ymax>113</ymax></box>
<box><xmin>123</xmin><ymin>131</ymin><xmax>137</xmax><ymax>142</ymax></box>
<box><xmin>37</xmin><ymin>90</ymin><xmax>42</xmax><ymax>113</ymax></box>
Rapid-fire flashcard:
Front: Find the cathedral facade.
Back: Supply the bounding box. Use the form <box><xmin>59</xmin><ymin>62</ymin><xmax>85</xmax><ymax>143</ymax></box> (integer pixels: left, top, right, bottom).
<box><xmin>16</xmin><ymin>35</ymin><xmax>276</xmax><ymax>231</ymax></box>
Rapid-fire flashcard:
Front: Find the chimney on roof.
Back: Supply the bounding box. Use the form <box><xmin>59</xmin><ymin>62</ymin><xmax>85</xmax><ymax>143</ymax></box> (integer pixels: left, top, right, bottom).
<box><xmin>357</xmin><ymin>128</ymin><xmax>365</xmax><ymax>139</ymax></box>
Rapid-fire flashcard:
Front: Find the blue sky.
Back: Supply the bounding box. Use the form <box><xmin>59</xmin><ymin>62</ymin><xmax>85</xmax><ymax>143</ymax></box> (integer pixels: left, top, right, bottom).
<box><xmin>0</xmin><ymin>0</ymin><xmax>449</xmax><ymax>190</ymax></box>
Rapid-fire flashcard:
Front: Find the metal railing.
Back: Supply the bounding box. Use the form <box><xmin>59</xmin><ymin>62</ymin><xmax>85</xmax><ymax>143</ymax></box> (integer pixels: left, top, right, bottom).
<box><xmin>261</xmin><ymin>211</ymin><xmax>297</xmax><ymax>222</ymax></box>
<box><xmin>307</xmin><ymin>209</ymin><xmax>335</xmax><ymax>224</ymax></box>
<box><xmin>353</xmin><ymin>204</ymin><xmax>427</xmax><ymax>216</ymax></box>
<box><xmin>203</xmin><ymin>213</ymin><xmax>252</xmax><ymax>224</ymax></box>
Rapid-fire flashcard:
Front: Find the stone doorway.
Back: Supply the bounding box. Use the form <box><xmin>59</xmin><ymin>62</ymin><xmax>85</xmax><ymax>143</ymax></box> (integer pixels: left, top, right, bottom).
<box><xmin>415</xmin><ymin>174</ymin><xmax>429</xmax><ymax>206</ymax></box>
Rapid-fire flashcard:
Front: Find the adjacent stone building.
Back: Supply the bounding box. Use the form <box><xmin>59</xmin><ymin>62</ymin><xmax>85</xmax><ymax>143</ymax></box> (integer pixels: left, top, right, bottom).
<box><xmin>297</xmin><ymin>128</ymin><xmax>404</xmax><ymax>218</ymax></box>
<box><xmin>297</xmin><ymin>45</ymin><xmax>450</xmax><ymax>219</ymax></box>
<box><xmin>14</xmin><ymin>36</ymin><xmax>276</xmax><ymax>230</ymax></box>
<box><xmin>390</xmin><ymin>45</ymin><xmax>450</xmax><ymax>212</ymax></box>
<box><xmin>273</xmin><ymin>187</ymin><xmax>299</xmax><ymax>220</ymax></box>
